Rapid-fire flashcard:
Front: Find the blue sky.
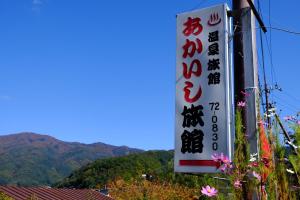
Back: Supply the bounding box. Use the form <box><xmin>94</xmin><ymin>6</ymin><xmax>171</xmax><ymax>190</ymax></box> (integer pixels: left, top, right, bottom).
<box><xmin>0</xmin><ymin>0</ymin><xmax>299</xmax><ymax>150</ymax></box>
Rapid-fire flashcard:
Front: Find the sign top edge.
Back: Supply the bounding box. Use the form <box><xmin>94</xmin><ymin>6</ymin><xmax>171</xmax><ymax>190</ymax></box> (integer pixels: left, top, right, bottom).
<box><xmin>177</xmin><ymin>3</ymin><xmax>230</xmax><ymax>17</ymax></box>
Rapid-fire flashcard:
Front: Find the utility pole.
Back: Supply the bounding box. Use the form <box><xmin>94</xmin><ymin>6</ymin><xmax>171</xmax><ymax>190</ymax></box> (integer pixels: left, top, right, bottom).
<box><xmin>232</xmin><ymin>0</ymin><xmax>260</xmax><ymax>199</ymax></box>
<box><xmin>233</xmin><ymin>0</ymin><xmax>259</xmax><ymax>160</ymax></box>
<box><xmin>275</xmin><ymin>114</ymin><xmax>299</xmax><ymax>155</ymax></box>
<box><xmin>233</xmin><ymin>0</ymin><xmax>250</xmax><ymax>107</ymax></box>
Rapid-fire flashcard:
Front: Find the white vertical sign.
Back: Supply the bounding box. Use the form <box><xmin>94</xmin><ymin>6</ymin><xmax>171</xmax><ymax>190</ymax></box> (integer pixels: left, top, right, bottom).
<box><xmin>175</xmin><ymin>4</ymin><xmax>232</xmax><ymax>173</ymax></box>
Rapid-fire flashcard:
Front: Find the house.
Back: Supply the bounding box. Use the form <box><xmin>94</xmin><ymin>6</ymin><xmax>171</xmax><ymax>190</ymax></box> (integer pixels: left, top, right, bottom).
<box><xmin>0</xmin><ymin>186</ymin><xmax>113</xmax><ymax>200</ymax></box>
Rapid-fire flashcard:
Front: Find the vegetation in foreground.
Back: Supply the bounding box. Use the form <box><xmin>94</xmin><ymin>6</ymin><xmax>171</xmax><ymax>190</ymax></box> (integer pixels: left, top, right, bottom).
<box><xmin>54</xmin><ymin>109</ymin><xmax>300</xmax><ymax>199</ymax></box>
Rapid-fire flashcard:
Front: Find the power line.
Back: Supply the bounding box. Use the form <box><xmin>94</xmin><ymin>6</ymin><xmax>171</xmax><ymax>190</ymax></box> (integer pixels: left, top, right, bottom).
<box><xmin>235</xmin><ymin>25</ymin><xmax>300</xmax><ymax>36</ymax></box>
<box><xmin>258</xmin><ymin>0</ymin><xmax>277</xmax><ymax>88</ymax></box>
<box><xmin>257</xmin><ymin>0</ymin><xmax>270</xmax><ymax>126</ymax></box>
<box><xmin>274</xmin><ymin>101</ymin><xmax>299</xmax><ymax>115</ymax></box>
<box><xmin>281</xmin><ymin>91</ymin><xmax>300</xmax><ymax>103</ymax></box>
<box><xmin>264</xmin><ymin>0</ymin><xmax>277</xmax><ymax>86</ymax></box>
<box><xmin>253</xmin><ymin>0</ymin><xmax>299</xmax><ymax>121</ymax></box>
<box><xmin>272</xmin><ymin>94</ymin><xmax>300</xmax><ymax>112</ymax></box>
<box><xmin>252</xmin><ymin>0</ymin><xmax>300</xmax><ymax>35</ymax></box>
<box><xmin>273</xmin><ymin>99</ymin><xmax>298</xmax><ymax>114</ymax></box>
<box><xmin>263</xmin><ymin>34</ymin><xmax>277</xmax><ymax>85</ymax></box>
<box><xmin>188</xmin><ymin>0</ymin><xmax>209</xmax><ymax>11</ymax></box>
<box><xmin>268</xmin><ymin>85</ymin><xmax>300</xmax><ymax>116</ymax></box>
<box><xmin>268</xmin><ymin>0</ymin><xmax>272</xmax><ymax>56</ymax></box>
<box><xmin>268</xmin><ymin>26</ymin><xmax>300</xmax><ymax>35</ymax></box>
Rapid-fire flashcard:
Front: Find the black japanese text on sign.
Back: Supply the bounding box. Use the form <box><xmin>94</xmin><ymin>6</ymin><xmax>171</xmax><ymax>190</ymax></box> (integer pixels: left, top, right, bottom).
<box><xmin>181</xmin><ymin>17</ymin><xmax>205</xmax><ymax>154</ymax></box>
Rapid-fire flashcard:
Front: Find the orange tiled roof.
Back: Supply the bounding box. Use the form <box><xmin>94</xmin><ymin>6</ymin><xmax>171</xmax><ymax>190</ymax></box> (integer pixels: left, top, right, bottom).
<box><xmin>0</xmin><ymin>186</ymin><xmax>113</xmax><ymax>200</ymax></box>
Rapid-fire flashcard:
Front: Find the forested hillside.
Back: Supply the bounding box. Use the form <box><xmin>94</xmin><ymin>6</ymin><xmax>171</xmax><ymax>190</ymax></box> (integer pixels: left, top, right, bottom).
<box><xmin>0</xmin><ymin>132</ymin><xmax>142</xmax><ymax>186</ymax></box>
<box><xmin>55</xmin><ymin>150</ymin><xmax>217</xmax><ymax>199</ymax></box>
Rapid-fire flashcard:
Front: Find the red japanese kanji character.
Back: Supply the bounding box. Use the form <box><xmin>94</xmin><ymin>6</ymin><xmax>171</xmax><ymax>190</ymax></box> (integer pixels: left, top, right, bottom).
<box><xmin>182</xmin><ymin>39</ymin><xmax>203</xmax><ymax>58</ymax></box>
<box><xmin>183</xmin><ymin>17</ymin><xmax>203</xmax><ymax>36</ymax></box>
<box><xmin>183</xmin><ymin>81</ymin><xmax>202</xmax><ymax>103</ymax></box>
<box><xmin>182</xmin><ymin>59</ymin><xmax>202</xmax><ymax>79</ymax></box>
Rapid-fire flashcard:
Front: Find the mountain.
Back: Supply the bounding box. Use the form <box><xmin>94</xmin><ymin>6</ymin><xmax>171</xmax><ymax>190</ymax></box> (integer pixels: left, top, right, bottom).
<box><xmin>54</xmin><ymin>150</ymin><xmax>209</xmax><ymax>189</ymax></box>
<box><xmin>54</xmin><ymin>150</ymin><xmax>211</xmax><ymax>199</ymax></box>
<box><xmin>0</xmin><ymin>132</ymin><xmax>142</xmax><ymax>186</ymax></box>
<box><xmin>55</xmin><ymin>150</ymin><xmax>173</xmax><ymax>188</ymax></box>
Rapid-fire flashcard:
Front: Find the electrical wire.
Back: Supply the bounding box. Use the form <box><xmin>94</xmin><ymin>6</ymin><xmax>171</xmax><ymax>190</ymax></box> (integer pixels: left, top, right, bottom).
<box><xmin>263</xmin><ymin>34</ymin><xmax>277</xmax><ymax>86</ymax></box>
<box><xmin>268</xmin><ymin>0</ymin><xmax>272</xmax><ymax>63</ymax></box>
<box><xmin>274</xmin><ymin>101</ymin><xmax>299</xmax><ymax>115</ymax></box>
<box><xmin>272</xmin><ymin>94</ymin><xmax>300</xmax><ymax>112</ymax></box>
<box><xmin>234</xmin><ymin>25</ymin><xmax>300</xmax><ymax>36</ymax></box>
<box><xmin>253</xmin><ymin>1</ymin><xmax>300</xmax><ymax>137</ymax></box>
<box><xmin>257</xmin><ymin>0</ymin><xmax>278</xmax><ymax>88</ymax></box>
<box><xmin>261</xmin><ymin>0</ymin><xmax>300</xmax><ymax>116</ymax></box>
<box><xmin>281</xmin><ymin>91</ymin><xmax>300</xmax><ymax>103</ymax></box>
<box><xmin>188</xmin><ymin>0</ymin><xmax>210</xmax><ymax>11</ymax></box>
<box><xmin>257</xmin><ymin>0</ymin><xmax>270</xmax><ymax>126</ymax></box>
<box><xmin>268</xmin><ymin>26</ymin><xmax>300</xmax><ymax>35</ymax></box>
<box><xmin>258</xmin><ymin>73</ymin><xmax>266</xmax><ymax>114</ymax></box>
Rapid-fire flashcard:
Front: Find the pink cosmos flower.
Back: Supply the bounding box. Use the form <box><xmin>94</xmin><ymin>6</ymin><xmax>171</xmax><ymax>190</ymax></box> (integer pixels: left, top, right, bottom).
<box><xmin>220</xmin><ymin>164</ymin><xmax>233</xmax><ymax>173</ymax></box>
<box><xmin>211</xmin><ymin>153</ymin><xmax>221</xmax><ymax>162</ymax></box>
<box><xmin>252</xmin><ymin>171</ymin><xmax>261</xmax><ymax>181</ymax></box>
<box><xmin>211</xmin><ymin>153</ymin><xmax>230</xmax><ymax>164</ymax></box>
<box><xmin>211</xmin><ymin>153</ymin><xmax>232</xmax><ymax>173</ymax></box>
<box><xmin>201</xmin><ymin>185</ymin><xmax>218</xmax><ymax>197</ymax></box>
<box><xmin>284</xmin><ymin>116</ymin><xmax>296</xmax><ymax>121</ymax></box>
<box><xmin>241</xmin><ymin>91</ymin><xmax>250</xmax><ymax>97</ymax></box>
<box><xmin>222</xmin><ymin>155</ymin><xmax>231</xmax><ymax>164</ymax></box>
<box><xmin>224</xmin><ymin>163</ymin><xmax>234</xmax><ymax>173</ymax></box>
<box><xmin>220</xmin><ymin>165</ymin><xmax>227</xmax><ymax>172</ymax></box>
<box><xmin>211</xmin><ymin>153</ymin><xmax>225</xmax><ymax>163</ymax></box>
<box><xmin>297</xmin><ymin>120</ymin><xmax>300</xmax><ymax>125</ymax></box>
<box><xmin>237</xmin><ymin>101</ymin><xmax>246</xmax><ymax>108</ymax></box>
<box><xmin>234</xmin><ymin>180</ymin><xmax>242</xmax><ymax>189</ymax></box>
<box><xmin>283</xmin><ymin>116</ymin><xmax>292</xmax><ymax>121</ymax></box>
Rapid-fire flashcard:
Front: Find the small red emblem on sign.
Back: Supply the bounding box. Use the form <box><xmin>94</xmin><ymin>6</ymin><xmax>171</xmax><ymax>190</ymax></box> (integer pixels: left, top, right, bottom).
<box><xmin>207</xmin><ymin>13</ymin><xmax>221</xmax><ymax>26</ymax></box>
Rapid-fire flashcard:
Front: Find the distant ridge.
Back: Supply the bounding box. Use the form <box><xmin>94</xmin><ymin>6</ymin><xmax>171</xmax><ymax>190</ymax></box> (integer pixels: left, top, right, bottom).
<box><xmin>0</xmin><ymin>132</ymin><xmax>143</xmax><ymax>186</ymax></box>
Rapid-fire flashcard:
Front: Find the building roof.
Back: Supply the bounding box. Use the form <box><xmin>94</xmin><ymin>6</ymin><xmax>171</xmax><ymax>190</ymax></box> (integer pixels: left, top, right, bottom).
<box><xmin>0</xmin><ymin>186</ymin><xmax>113</xmax><ymax>200</ymax></box>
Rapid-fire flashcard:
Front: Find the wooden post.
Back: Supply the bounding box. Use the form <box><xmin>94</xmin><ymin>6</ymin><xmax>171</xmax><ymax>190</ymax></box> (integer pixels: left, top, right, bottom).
<box><xmin>233</xmin><ymin>0</ymin><xmax>259</xmax><ymax>199</ymax></box>
<box><xmin>233</xmin><ymin>0</ymin><xmax>259</xmax><ymax>158</ymax></box>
